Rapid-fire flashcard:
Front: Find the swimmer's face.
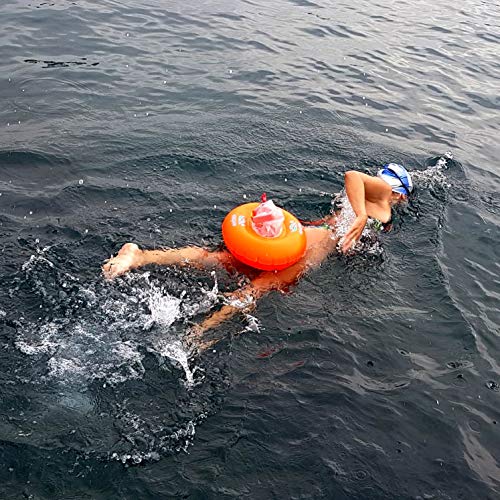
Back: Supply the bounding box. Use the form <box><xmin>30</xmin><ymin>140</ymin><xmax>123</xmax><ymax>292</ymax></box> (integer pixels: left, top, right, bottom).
<box><xmin>390</xmin><ymin>192</ymin><xmax>408</xmax><ymax>206</ymax></box>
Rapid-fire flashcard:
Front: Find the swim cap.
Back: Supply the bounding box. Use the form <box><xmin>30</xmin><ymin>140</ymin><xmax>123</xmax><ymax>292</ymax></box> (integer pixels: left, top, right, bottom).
<box><xmin>377</xmin><ymin>163</ymin><xmax>413</xmax><ymax>196</ymax></box>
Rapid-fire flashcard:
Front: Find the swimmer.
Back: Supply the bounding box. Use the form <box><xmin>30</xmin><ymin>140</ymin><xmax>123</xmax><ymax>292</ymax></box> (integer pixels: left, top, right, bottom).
<box><xmin>103</xmin><ymin>164</ymin><xmax>413</xmax><ymax>350</ymax></box>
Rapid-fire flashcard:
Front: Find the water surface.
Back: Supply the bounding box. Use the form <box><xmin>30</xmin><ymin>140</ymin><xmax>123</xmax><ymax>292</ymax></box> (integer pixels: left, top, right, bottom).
<box><xmin>0</xmin><ymin>0</ymin><xmax>499</xmax><ymax>498</ymax></box>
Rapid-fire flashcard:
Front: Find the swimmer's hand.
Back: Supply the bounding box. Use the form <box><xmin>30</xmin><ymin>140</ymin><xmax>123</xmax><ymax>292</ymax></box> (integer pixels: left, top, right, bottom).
<box><xmin>341</xmin><ymin>214</ymin><xmax>367</xmax><ymax>253</ymax></box>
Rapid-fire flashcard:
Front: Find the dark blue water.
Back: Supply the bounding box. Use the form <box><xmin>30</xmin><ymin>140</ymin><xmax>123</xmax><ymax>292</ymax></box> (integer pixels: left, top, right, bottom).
<box><xmin>1</xmin><ymin>0</ymin><xmax>499</xmax><ymax>498</ymax></box>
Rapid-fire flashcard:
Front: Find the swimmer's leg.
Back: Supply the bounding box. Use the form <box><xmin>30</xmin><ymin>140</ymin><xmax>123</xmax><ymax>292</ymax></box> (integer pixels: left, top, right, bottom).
<box><xmin>103</xmin><ymin>243</ymin><xmax>234</xmax><ymax>279</ymax></box>
<box><xmin>185</xmin><ymin>264</ymin><xmax>301</xmax><ymax>352</ymax></box>
<box><xmin>184</xmin><ymin>298</ymin><xmax>253</xmax><ymax>353</ymax></box>
<box><xmin>185</xmin><ymin>233</ymin><xmax>340</xmax><ymax>352</ymax></box>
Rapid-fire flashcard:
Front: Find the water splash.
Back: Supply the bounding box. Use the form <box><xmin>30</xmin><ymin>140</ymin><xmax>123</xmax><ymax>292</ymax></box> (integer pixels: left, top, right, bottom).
<box><xmin>332</xmin><ymin>192</ymin><xmax>384</xmax><ymax>255</ymax></box>
<box><xmin>143</xmin><ymin>286</ymin><xmax>182</xmax><ymax>330</ymax></box>
<box><xmin>14</xmin><ymin>250</ymin><xmax>220</xmax><ymax>388</ymax></box>
<box><xmin>150</xmin><ymin>337</ymin><xmax>197</xmax><ymax>387</ymax></box>
<box><xmin>110</xmin><ymin>409</ymin><xmax>207</xmax><ymax>464</ymax></box>
<box><xmin>244</xmin><ymin>313</ymin><xmax>261</xmax><ymax>333</ymax></box>
<box><xmin>181</xmin><ymin>270</ymin><xmax>219</xmax><ymax>317</ymax></box>
<box><xmin>412</xmin><ymin>151</ymin><xmax>453</xmax><ymax>189</ymax></box>
<box><xmin>21</xmin><ymin>246</ymin><xmax>54</xmax><ymax>272</ymax></box>
<box><xmin>225</xmin><ymin>293</ymin><xmax>255</xmax><ymax>310</ymax></box>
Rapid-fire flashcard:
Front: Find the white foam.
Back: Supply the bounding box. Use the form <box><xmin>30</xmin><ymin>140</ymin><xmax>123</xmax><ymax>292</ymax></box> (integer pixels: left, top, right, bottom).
<box><xmin>181</xmin><ymin>271</ymin><xmax>219</xmax><ymax>317</ymax></box>
<box><xmin>244</xmin><ymin>313</ymin><xmax>261</xmax><ymax>333</ymax></box>
<box><xmin>21</xmin><ymin>246</ymin><xmax>54</xmax><ymax>272</ymax></box>
<box><xmin>151</xmin><ymin>337</ymin><xmax>196</xmax><ymax>387</ymax></box>
<box><xmin>16</xmin><ymin>322</ymin><xmax>60</xmax><ymax>355</ymax></box>
<box><xmin>225</xmin><ymin>293</ymin><xmax>255</xmax><ymax>310</ymax></box>
<box><xmin>411</xmin><ymin>152</ymin><xmax>453</xmax><ymax>189</ymax></box>
<box><xmin>109</xmin><ymin>411</ymin><xmax>206</xmax><ymax>463</ymax></box>
<box><xmin>333</xmin><ymin>192</ymin><xmax>384</xmax><ymax>255</ymax></box>
<box><xmin>15</xmin><ymin>254</ymin><xmax>220</xmax><ymax>387</ymax></box>
<box><xmin>143</xmin><ymin>288</ymin><xmax>182</xmax><ymax>330</ymax></box>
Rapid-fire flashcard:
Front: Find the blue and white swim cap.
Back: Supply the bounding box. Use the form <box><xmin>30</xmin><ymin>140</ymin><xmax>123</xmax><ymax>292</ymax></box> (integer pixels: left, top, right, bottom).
<box><xmin>377</xmin><ymin>163</ymin><xmax>413</xmax><ymax>196</ymax></box>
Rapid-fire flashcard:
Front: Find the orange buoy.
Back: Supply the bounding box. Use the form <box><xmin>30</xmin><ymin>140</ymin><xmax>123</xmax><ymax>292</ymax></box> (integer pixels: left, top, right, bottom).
<box><xmin>222</xmin><ymin>196</ymin><xmax>307</xmax><ymax>271</ymax></box>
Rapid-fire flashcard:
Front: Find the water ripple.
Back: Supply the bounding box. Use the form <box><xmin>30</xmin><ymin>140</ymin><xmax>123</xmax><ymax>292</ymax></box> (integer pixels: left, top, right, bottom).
<box><xmin>0</xmin><ymin>0</ymin><xmax>499</xmax><ymax>497</ymax></box>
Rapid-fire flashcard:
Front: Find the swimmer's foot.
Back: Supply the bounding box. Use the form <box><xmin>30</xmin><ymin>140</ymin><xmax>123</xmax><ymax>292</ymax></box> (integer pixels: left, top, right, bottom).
<box><xmin>102</xmin><ymin>243</ymin><xmax>143</xmax><ymax>279</ymax></box>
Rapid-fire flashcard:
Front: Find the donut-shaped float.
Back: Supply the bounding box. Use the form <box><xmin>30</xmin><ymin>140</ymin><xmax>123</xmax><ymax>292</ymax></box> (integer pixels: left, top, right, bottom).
<box><xmin>222</xmin><ymin>202</ymin><xmax>307</xmax><ymax>271</ymax></box>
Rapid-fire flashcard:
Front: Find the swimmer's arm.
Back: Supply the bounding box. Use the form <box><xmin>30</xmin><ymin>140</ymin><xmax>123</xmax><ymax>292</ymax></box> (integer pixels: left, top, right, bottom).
<box><xmin>342</xmin><ymin>171</ymin><xmax>391</xmax><ymax>252</ymax></box>
<box><xmin>345</xmin><ymin>171</ymin><xmax>392</xmax><ymax>216</ymax></box>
